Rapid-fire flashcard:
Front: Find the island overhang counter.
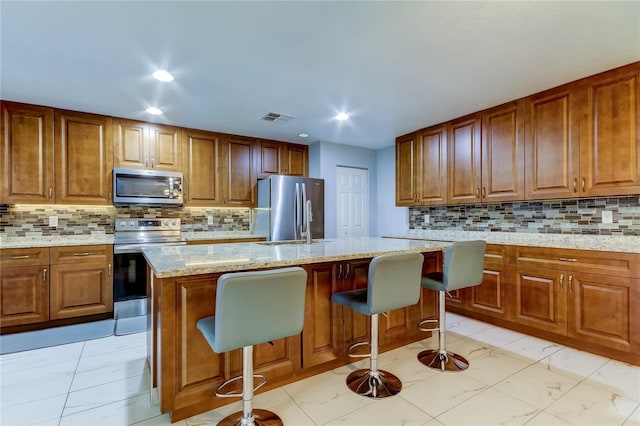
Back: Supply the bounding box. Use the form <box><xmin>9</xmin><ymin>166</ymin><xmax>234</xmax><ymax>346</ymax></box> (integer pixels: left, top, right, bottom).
<box><xmin>143</xmin><ymin>237</ymin><xmax>447</xmax><ymax>422</ymax></box>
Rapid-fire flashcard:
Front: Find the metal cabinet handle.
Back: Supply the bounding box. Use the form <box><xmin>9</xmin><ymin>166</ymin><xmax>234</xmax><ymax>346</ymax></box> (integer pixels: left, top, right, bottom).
<box><xmin>151</xmin><ymin>158</ymin><xmax>155</xmax><ymax>168</ymax></box>
<box><xmin>42</xmin><ymin>268</ymin><xmax>47</xmax><ymax>283</ymax></box>
<box><xmin>48</xmin><ymin>188</ymin><xmax>53</xmax><ymax>199</ymax></box>
<box><xmin>558</xmin><ymin>257</ymin><xmax>578</xmax><ymax>262</ymax></box>
<box><xmin>581</xmin><ymin>178</ymin><xmax>585</xmax><ymax>192</ymax></box>
<box><xmin>482</xmin><ymin>187</ymin><xmax>486</xmax><ymax>198</ymax></box>
<box><xmin>108</xmin><ymin>263</ymin><xmax>112</xmax><ymax>276</ymax></box>
<box><xmin>345</xmin><ymin>263</ymin><xmax>350</xmax><ymax>278</ymax></box>
<box><xmin>73</xmin><ymin>252</ymin><xmax>92</xmax><ymax>256</ymax></box>
<box><xmin>338</xmin><ymin>264</ymin><xmax>343</xmax><ymax>279</ymax></box>
<box><xmin>559</xmin><ymin>274</ymin><xmax>564</xmax><ymax>291</ymax></box>
<box><xmin>476</xmin><ymin>187</ymin><xmax>480</xmax><ymax>198</ymax></box>
<box><xmin>568</xmin><ymin>275</ymin><xmax>573</xmax><ymax>293</ymax></box>
<box><xmin>10</xmin><ymin>255</ymin><xmax>30</xmax><ymax>259</ymax></box>
<box><xmin>572</xmin><ymin>178</ymin><xmax>577</xmax><ymax>193</ymax></box>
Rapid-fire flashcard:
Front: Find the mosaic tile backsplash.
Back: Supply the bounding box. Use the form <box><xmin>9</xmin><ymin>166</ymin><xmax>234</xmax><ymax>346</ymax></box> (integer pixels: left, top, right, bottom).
<box><xmin>0</xmin><ymin>205</ymin><xmax>251</xmax><ymax>238</ymax></box>
<box><xmin>409</xmin><ymin>195</ymin><xmax>640</xmax><ymax>236</ymax></box>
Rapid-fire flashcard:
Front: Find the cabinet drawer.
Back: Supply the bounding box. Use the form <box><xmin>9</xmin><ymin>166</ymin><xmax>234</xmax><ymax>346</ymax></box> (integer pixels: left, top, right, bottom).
<box><xmin>1</xmin><ymin>247</ymin><xmax>49</xmax><ymax>267</ymax></box>
<box><xmin>484</xmin><ymin>244</ymin><xmax>507</xmax><ymax>265</ymax></box>
<box><xmin>50</xmin><ymin>245</ymin><xmax>112</xmax><ymax>264</ymax></box>
<box><xmin>514</xmin><ymin>246</ymin><xmax>639</xmax><ymax>278</ymax></box>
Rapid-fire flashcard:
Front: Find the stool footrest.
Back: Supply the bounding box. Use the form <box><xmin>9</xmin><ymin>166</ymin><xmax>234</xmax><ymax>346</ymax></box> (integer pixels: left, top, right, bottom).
<box><xmin>215</xmin><ymin>373</ymin><xmax>267</xmax><ymax>398</ymax></box>
<box><xmin>347</xmin><ymin>341</ymin><xmax>371</xmax><ymax>358</ymax></box>
<box><xmin>418</xmin><ymin>318</ymin><xmax>439</xmax><ymax>333</ymax></box>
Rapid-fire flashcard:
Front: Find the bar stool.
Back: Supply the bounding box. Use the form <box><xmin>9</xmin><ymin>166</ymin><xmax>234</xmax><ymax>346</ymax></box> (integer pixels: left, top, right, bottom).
<box><xmin>197</xmin><ymin>267</ymin><xmax>307</xmax><ymax>426</ymax></box>
<box><xmin>331</xmin><ymin>252</ymin><xmax>424</xmax><ymax>399</ymax></box>
<box><xmin>418</xmin><ymin>240</ymin><xmax>486</xmax><ymax>372</ymax></box>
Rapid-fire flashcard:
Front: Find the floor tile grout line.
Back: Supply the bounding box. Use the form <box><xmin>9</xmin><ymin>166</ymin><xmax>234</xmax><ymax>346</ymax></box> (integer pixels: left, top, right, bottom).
<box><xmin>57</xmin><ymin>341</ymin><xmax>86</xmax><ymax>426</ymax></box>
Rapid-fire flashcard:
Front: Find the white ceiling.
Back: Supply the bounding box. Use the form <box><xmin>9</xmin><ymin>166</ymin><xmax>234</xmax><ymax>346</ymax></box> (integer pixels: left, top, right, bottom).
<box><xmin>1</xmin><ymin>1</ymin><xmax>639</xmax><ymax>150</ymax></box>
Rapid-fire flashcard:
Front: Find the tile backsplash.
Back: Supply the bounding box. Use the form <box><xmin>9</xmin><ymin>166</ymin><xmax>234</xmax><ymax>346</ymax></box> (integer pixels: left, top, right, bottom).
<box><xmin>0</xmin><ymin>205</ymin><xmax>251</xmax><ymax>238</ymax></box>
<box><xmin>409</xmin><ymin>195</ymin><xmax>640</xmax><ymax>236</ymax></box>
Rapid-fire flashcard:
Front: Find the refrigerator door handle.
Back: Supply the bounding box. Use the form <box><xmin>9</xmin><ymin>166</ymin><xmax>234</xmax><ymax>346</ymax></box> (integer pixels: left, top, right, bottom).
<box><xmin>301</xmin><ymin>182</ymin><xmax>308</xmax><ymax>234</ymax></box>
<box><xmin>295</xmin><ymin>182</ymin><xmax>301</xmax><ymax>239</ymax></box>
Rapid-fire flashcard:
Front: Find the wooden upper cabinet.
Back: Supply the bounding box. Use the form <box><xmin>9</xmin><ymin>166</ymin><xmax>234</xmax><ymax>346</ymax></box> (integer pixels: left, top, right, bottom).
<box><xmin>221</xmin><ymin>135</ymin><xmax>255</xmax><ymax>207</ymax></box>
<box><xmin>1</xmin><ymin>102</ymin><xmax>55</xmax><ymax>204</ymax></box>
<box><xmin>416</xmin><ymin>124</ymin><xmax>448</xmax><ymax>205</ymax></box>
<box><xmin>114</xmin><ymin>119</ymin><xmax>181</xmax><ymax>172</ymax></box>
<box><xmin>579</xmin><ymin>62</ymin><xmax>640</xmax><ymax>197</ymax></box>
<box><xmin>481</xmin><ymin>100</ymin><xmax>524</xmax><ymax>202</ymax></box>
<box><xmin>395</xmin><ymin>133</ymin><xmax>417</xmax><ymax>206</ymax></box>
<box><xmin>182</xmin><ymin>128</ymin><xmax>222</xmax><ymax>206</ymax></box>
<box><xmin>524</xmin><ymin>83</ymin><xmax>580</xmax><ymax>200</ymax></box>
<box><xmin>55</xmin><ymin>109</ymin><xmax>113</xmax><ymax>205</ymax></box>
<box><xmin>256</xmin><ymin>140</ymin><xmax>308</xmax><ymax>177</ymax></box>
<box><xmin>448</xmin><ymin>113</ymin><xmax>482</xmax><ymax>204</ymax></box>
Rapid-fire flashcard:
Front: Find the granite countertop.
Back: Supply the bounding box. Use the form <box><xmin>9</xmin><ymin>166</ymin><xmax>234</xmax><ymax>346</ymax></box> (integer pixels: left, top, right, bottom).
<box><xmin>142</xmin><ymin>237</ymin><xmax>447</xmax><ymax>278</ymax></box>
<box><xmin>181</xmin><ymin>231</ymin><xmax>265</xmax><ymax>241</ymax></box>
<box><xmin>388</xmin><ymin>230</ymin><xmax>640</xmax><ymax>254</ymax></box>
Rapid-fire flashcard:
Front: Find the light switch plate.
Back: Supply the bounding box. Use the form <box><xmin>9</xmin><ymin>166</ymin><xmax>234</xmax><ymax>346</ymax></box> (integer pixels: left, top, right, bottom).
<box><xmin>602</xmin><ymin>210</ymin><xmax>613</xmax><ymax>224</ymax></box>
<box><xmin>49</xmin><ymin>216</ymin><xmax>58</xmax><ymax>227</ymax></box>
<box><xmin>207</xmin><ymin>215</ymin><xmax>214</xmax><ymax>225</ymax></box>
<box><xmin>423</xmin><ymin>214</ymin><xmax>430</xmax><ymax>223</ymax></box>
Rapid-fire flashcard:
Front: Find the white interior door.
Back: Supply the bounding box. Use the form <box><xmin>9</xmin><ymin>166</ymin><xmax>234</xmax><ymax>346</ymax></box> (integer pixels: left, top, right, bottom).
<box><xmin>337</xmin><ymin>166</ymin><xmax>369</xmax><ymax>238</ymax></box>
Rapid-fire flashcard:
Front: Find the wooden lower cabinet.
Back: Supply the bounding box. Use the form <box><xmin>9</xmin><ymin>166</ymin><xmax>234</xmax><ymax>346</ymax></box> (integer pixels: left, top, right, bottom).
<box><xmin>0</xmin><ymin>265</ymin><xmax>49</xmax><ymax>327</ymax></box>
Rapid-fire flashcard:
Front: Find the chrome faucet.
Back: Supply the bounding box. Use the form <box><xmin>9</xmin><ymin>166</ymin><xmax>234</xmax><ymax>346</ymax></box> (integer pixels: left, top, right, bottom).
<box><xmin>305</xmin><ymin>199</ymin><xmax>313</xmax><ymax>244</ymax></box>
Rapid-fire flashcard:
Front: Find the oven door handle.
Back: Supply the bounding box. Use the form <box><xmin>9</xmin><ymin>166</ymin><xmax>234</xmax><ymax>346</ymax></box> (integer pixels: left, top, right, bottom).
<box><xmin>114</xmin><ymin>241</ymin><xmax>187</xmax><ymax>254</ymax></box>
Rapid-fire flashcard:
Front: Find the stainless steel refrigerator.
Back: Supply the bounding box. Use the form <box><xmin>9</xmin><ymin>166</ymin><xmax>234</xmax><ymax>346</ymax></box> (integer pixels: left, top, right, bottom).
<box><xmin>256</xmin><ymin>175</ymin><xmax>325</xmax><ymax>241</ymax></box>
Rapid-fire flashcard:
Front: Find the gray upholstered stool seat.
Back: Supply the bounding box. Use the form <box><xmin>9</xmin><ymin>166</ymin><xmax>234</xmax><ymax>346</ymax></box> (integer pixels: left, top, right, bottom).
<box><xmin>331</xmin><ymin>252</ymin><xmax>424</xmax><ymax>399</ymax></box>
<box><xmin>418</xmin><ymin>240</ymin><xmax>486</xmax><ymax>372</ymax></box>
<box><xmin>197</xmin><ymin>267</ymin><xmax>307</xmax><ymax>426</ymax></box>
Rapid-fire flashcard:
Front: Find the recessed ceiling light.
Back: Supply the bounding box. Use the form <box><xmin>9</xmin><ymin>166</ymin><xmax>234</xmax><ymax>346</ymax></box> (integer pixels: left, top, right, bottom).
<box><xmin>152</xmin><ymin>70</ymin><xmax>174</xmax><ymax>82</ymax></box>
<box><xmin>335</xmin><ymin>112</ymin><xmax>349</xmax><ymax>121</ymax></box>
<box><xmin>146</xmin><ymin>107</ymin><xmax>162</xmax><ymax>115</ymax></box>
<box><xmin>298</xmin><ymin>133</ymin><xmax>309</xmax><ymax>138</ymax></box>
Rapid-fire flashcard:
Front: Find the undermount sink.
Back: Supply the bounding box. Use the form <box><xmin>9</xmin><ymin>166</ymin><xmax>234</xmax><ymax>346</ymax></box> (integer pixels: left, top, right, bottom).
<box><xmin>257</xmin><ymin>240</ymin><xmax>320</xmax><ymax>246</ymax></box>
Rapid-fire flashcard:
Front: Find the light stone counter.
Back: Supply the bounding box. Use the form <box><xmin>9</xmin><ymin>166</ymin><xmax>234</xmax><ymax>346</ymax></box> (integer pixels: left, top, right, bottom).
<box><xmin>388</xmin><ymin>230</ymin><xmax>640</xmax><ymax>254</ymax></box>
<box><xmin>181</xmin><ymin>231</ymin><xmax>265</xmax><ymax>241</ymax></box>
<box><xmin>143</xmin><ymin>237</ymin><xmax>446</xmax><ymax>278</ymax></box>
<box><xmin>0</xmin><ymin>235</ymin><xmax>115</xmax><ymax>248</ymax></box>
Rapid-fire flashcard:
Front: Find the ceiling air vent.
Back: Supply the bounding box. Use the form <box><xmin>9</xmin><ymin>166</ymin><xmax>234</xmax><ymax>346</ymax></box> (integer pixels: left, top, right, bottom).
<box><xmin>261</xmin><ymin>112</ymin><xmax>295</xmax><ymax>124</ymax></box>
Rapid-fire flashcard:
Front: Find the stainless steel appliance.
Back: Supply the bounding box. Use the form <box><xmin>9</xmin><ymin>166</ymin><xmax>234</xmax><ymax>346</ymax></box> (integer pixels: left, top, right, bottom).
<box><xmin>255</xmin><ymin>175</ymin><xmax>324</xmax><ymax>241</ymax></box>
<box><xmin>113</xmin><ymin>168</ymin><xmax>183</xmax><ymax>205</ymax></box>
<box><xmin>113</xmin><ymin>218</ymin><xmax>186</xmax><ymax>335</ymax></box>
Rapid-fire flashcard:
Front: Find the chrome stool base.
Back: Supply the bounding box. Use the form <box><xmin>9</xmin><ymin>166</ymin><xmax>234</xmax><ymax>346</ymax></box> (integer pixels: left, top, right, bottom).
<box><xmin>217</xmin><ymin>408</ymin><xmax>283</xmax><ymax>426</ymax></box>
<box><xmin>418</xmin><ymin>349</ymin><xmax>469</xmax><ymax>372</ymax></box>
<box><xmin>346</xmin><ymin>368</ymin><xmax>402</xmax><ymax>398</ymax></box>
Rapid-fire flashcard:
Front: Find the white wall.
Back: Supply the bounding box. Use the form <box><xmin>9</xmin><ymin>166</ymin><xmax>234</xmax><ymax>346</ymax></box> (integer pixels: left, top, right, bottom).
<box><xmin>308</xmin><ymin>141</ymin><xmax>377</xmax><ymax>238</ymax></box>
<box><xmin>375</xmin><ymin>145</ymin><xmax>408</xmax><ymax>236</ymax></box>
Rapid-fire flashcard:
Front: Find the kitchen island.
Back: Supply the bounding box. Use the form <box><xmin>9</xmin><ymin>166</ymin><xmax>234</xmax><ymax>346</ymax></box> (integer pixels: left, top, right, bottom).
<box><xmin>143</xmin><ymin>237</ymin><xmax>447</xmax><ymax>422</ymax></box>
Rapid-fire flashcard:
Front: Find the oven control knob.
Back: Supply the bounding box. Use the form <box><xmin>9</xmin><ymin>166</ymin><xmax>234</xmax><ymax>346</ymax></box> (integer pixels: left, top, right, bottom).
<box><xmin>119</xmin><ymin>221</ymin><xmax>127</xmax><ymax>228</ymax></box>
<box><xmin>128</xmin><ymin>220</ymin><xmax>135</xmax><ymax>227</ymax></box>
<box><xmin>171</xmin><ymin>220</ymin><xmax>177</xmax><ymax>227</ymax></box>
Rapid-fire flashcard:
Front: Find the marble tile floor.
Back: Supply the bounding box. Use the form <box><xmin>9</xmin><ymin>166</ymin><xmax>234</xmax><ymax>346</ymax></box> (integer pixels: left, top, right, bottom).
<box><xmin>1</xmin><ymin>313</ymin><xmax>639</xmax><ymax>426</ymax></box>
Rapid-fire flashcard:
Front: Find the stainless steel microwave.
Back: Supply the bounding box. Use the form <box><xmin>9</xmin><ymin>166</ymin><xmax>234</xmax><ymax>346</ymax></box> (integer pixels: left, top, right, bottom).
<box><xmin>113</xmin><ymin>168</ymin><xmax>183</xmax><ymax>205</ymax></box>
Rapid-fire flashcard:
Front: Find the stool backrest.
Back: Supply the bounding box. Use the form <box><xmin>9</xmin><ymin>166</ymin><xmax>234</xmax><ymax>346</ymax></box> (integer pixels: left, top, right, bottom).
<box><xmin>213</xmin><ymin>267</ymin><xmax>307</xmax><ymax>353</ymax></box>
<box><xmin>367</xmin><ymin>252</ymin><xmax>424</xmax><ymax>314</ymax></box>
<box><xmin>443</xmin><ymin>240</ymin><xmax>487</xmax><ymax>291</ymax></box>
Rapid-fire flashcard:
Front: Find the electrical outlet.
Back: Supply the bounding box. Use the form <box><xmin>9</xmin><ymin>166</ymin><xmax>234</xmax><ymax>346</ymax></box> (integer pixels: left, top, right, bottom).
<box><xmin>207</xmin><ymin>215</ymin><xmax>214</xmax><ymax>225</ymax></box>
<box><xmin>602</xmin><ymin>210</ymin><xmax>613</xmax><ymax>224</ymax></box>
<box><xmin>49</xmin><ymin>216</ymin><xmax>58</xmax><ymax>227</ymax></box>
<box><xmin>423</xmin><ymin>214</ymin><xmax>430</xmax><ymax>223</ymax></box>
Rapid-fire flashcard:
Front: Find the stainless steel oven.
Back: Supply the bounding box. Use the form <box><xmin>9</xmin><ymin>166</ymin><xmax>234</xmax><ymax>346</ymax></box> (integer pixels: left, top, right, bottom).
<box><xmin>113</xmin><ymin>218</ymin><xmax>185</xmax><ymax>335</ymax></box>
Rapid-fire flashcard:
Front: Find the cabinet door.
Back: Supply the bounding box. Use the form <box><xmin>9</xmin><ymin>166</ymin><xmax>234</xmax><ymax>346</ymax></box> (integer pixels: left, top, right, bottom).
<box><xmin>341</xmin><ymin>260</ymin><xmax>371</xmax><ymax>352</ymax></box>
<box><xmin>395</xmin><ymin>133</ymin><xmax>417</xmax><ymax>206</ymax></box>
<box><xmin>302</xmin><ymin>263</ymin><xmax>343</xmax><ymax>368</ymax></box>
<box><xmin>55</xmin><ymin>109</ymin><xmax>113</xmax><ymax>204</ymax></box>
<box><xmin>256</xmin><ymin>140</ymin><xmax>281</xmax><ymax>177</ymax></box>
<box><xmin>0</xmin><ymin>266</ymin><xmax>49</xmax><ymax>327</ymax></box>
<box><xmin>283</xmin><ymin>143</ymin><xmax>308</xmax><ymax>177</ymax></box>
<box><xmin>182</xmin><ymin>129</ymin><xmax>222</xmax><ymax>206</ymax></box>
<box><xmin>149</xmin><ymin>124</ymin><xmax>182</xmax><ymax>172</ymax></box>
<box><xmin>579</xmin><ymin>63</ymin><xmax>640</xmax><ymax>196</ymax></box>
<box><xmin>481</xmin><ymin>100</ymin><xmax>524</xmax><ymax>202</ymax></box>
<box><xmin>416</xmin><ymin>124</ymin><xmax>447</xmax><ymax>205</ymax></box>
<box><xmin>113</xmin><ymin>118</ymin><xmax>148</xmax><ymax>169</ymax></box>
<box><xmin>417</xmin><ymin>252</ymin><xmax>441</xmax><ymax>323</ymax></box>
<box><xmin>467</xmin><ymin>264</ymin><xmax>509</xmax><ymax>320</ymax></box>
<box><xmin>227</xmin><ymin>336</ymin><xmax>300</xmax><ymax>383</ymax></box>
<box><xmin>511</xmin><ymin>266</ymin><xmax>567</xmax><ymax>335</ymax></box>
<box><xmin>448</xmin><ymin>113</ymin><xmax>482</xmax><ymax>204</ymax></box>
<box><xmin>1</xmin><ymin>102</ymin><xmax>54</xmax><ymax>204</ymax></box>
<box><xmin>50</xmin><ymin>261</ymin><xmax>113</xmax><ymax>319</ymax></box>
<box><xmin>524</xmin><ymin>84</ymin><xmax>580</xmax><ymax>200</ymax></box>
<box><xmin>568</xmin><ymin>273</ymin><xmax>632</xmax><ymax>352</ymax></box>
<box><xmin>221</xmin><ymin>136</ymin><xmax>255</xmax><ymax>206</ymax></box>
